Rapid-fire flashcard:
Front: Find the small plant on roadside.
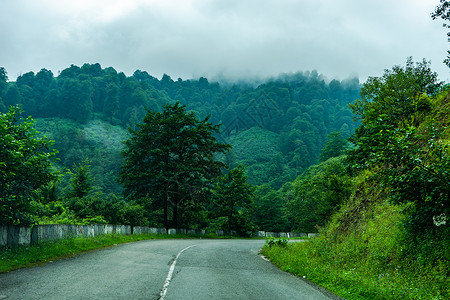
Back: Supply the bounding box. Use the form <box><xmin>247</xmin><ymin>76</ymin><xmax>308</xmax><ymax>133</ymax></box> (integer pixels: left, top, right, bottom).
<box><xmin>265</xmin><ymin>237</ymin><xmax>289</xmax><ymax>248</ymax></box>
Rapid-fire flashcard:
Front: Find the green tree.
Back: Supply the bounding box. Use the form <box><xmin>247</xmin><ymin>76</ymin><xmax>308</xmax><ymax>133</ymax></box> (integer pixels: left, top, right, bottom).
<box><xmin>0</xmin><ymin>106</ymin><xmax>58</xmax><ymax>225</ymax></box>
<box><xmin>347</xmin><ymin>59</ymin><xmax>449</xmax><ymax>234</ymax></box>
<box><xmin>253</xmin><ymin>184</ymin><xmax>290</xmax><ymax>232</ymax></box>
<box><xmin>319</xmin><ymin>131</ymin><xmax>349</xmax><ymax>162</ymax></box>
<box><xmin>286</xmin><ymin>156</ymin><xmax>352</xmax><ymax>232</ymax></box>
<box><xmin>68</xmin><ymin>159</ymin><xmax>92</xmax><ymax>199</ymax></box>
<box><xmin>350</xmin><ymin>57</ymin><xmax>442</xmax><ymax>128</ymax></box>
<box><xmin>119</xmin><ymin>102</ymin><xmax>230</xmax><ymax>228</ymax></box>
<box><xmin>104</xmin><ymin>82</ymin><xmax>120</xmax><ymax>123</ymax></box>
<box><xmin>348</xmin><ymin>58</ymin><xmax>442</xmax><ymax>172</ymax></box>
<box><xmin>58</xmin><ymin>78</ymin><xmax>93</xmax><ymax>123</ymax></box>
<box><xmin>379</xmin><ymin>126</ymin><xmax>449</xmax><ymax>232</ymax></box>
<box><xmin>0</xmin><ymin>67</ymin><xmax>7</xmax><ymax>103</ymax></box>
<box><xmin>213</xmin><ymin>165</ymin><xmax>255</xmax><ymax>233</ymax></box>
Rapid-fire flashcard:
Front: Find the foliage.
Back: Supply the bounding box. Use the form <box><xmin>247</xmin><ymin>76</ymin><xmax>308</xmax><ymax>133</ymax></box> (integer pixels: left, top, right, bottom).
<box><xmin>227</xmin><ymin>127</ymin><xmax>286</xmax><ymax>186</ymax></box>
<box><xmin>252</xmin><ymin>184</ymin><xmax>290</xmax><ymax>232</ymax></box>
<box><xmin>264</xmin><ymin>238</ymin><xmax>288</xmax><ymax>248</ymax></box>
<box><xmin>1</xmin><ymin>64</ymin><xmax>360</xmax><ymax>192</ymax></box>
<box><xmin>262</xmin><ymin>181</ymin><xmax>449</xmax><ymax>299</ymax></box>
<box><xmin>119</xmin><ymin>102</ymin><xmax>231</xmax><ymax>228</ymax></box>
<box><xmin>68</xmin><ymin>158</ymin><xmax>92</xmax><ymax>198</ymax></box>
<box><xmin>361</xmin><ymin>125</ymin><xmax>449</xmax><ymax>233</ymax></box>
<box><xmin>286</xmin><ymin>156</ymin><xmax>353</xmax><ymax>232</ymax></box>
<box><xmin>318</xmin><ymin>131</ymin><xmax>349</xmax><ymax>162</ymax></box>
<box><xmin>347</xmin><ymin>59</ymin><xmax>449</xmax><ymax>235</ymax></box>
<box><xmin>34</xmin><ymin>118</ymin><xmax>127</xmax><ymax>195</ymax></box>
<box><xmin>212</xmin><ymin>165</ymin><xmax>255</xmax><ymax>234</ymax></box>
<box><xmin>349</xmin><ymin>57</ymin><xmax>442</xmax><ymax>128</ymax></box>
<box><xmin>60</xmin><ymin>192</ymin><xmax>148</xmax><ymax>226</ymax></box>
<box><xmin>0</xmin><ymin>106</ymin><xmax>58</xmax><ymax>225</ymax></box>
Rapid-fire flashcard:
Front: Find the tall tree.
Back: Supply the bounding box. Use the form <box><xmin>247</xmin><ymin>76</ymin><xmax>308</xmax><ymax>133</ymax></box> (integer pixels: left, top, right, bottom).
<box><xmin>213</xmin><ymin>165</ymin><xmax>255</xmax><ymax>233</ymax></box>
<box><xmin>68</xmin><ymin>159</ymin><xmax>92</xmax><ymax>199</ymax></box>
<box><xmin>119</xmin><ymin>102</ymin><xmax>230</xmax><ymax>228</ymax></box>
<box><xmin>0</xmin><ymin>106</ymin><xmax>58</xmax><ymax>225</ymax></box>
<box><xmin>350</xmin><ymin>57</ymin><xmax>442</xmax><ymax>128</ymax></box>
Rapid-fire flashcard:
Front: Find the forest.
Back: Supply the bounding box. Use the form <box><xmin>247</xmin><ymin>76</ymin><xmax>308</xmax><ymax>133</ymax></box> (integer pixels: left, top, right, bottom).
<box><xmin>0</xmin><ymin>63</ymin><xmax>360</xmax><ymax>232</ymax></box>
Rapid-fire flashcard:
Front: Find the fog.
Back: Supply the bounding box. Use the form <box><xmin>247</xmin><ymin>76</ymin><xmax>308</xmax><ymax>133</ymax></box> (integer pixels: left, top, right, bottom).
<box><xmin>1</xmin><ymin>0</ymin><xmax>448</xmax><ymax>82</ymax></box>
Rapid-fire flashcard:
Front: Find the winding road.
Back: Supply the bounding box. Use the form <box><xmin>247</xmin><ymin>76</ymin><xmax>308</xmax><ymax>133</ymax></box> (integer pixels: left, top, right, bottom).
<box><xmin>0</xmin><ymin>239</ymin><xmax>337</xmax><ymax>299</ymax></box>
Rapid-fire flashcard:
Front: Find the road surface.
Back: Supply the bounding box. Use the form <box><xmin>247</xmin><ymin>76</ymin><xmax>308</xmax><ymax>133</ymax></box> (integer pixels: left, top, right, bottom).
<box><xmin>0</xmin><ymin>239</ymin><xmax>337</xmax><ymax>299</ymax></box>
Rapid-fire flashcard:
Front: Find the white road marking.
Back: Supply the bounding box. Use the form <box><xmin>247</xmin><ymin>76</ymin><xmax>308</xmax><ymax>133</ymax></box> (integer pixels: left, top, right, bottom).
<box><xmin>159</xmin><ymin>245</ymin><xmax>196</xmax><ymax>300</ymax></box>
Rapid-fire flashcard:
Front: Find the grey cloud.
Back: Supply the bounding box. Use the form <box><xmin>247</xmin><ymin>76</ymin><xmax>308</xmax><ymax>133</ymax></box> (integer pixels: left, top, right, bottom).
<box><xmin>1</xmin><ymin>0</ymin><xmax>448</xmax><ymax>82</ymax></box>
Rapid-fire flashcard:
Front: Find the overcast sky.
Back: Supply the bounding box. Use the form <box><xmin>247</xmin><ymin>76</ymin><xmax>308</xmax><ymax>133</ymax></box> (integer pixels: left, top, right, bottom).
<box><xmin>1</xmin><ymin>0</ymin><xmax>449</xmax><ymax>83</ymax></box>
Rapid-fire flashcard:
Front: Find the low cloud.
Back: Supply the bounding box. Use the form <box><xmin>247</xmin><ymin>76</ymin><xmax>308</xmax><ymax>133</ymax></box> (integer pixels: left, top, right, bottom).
<box><xmin>1</xmin><ymin>0</ymin><xmax>448</xmax><ymax>82</ymax></box>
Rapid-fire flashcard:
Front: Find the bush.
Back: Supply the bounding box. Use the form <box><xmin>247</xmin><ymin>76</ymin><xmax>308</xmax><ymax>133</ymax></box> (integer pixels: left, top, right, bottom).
<box><xmin>265</xmin><ymin>238</ymin><xmax>289</xmax><ymax>248</ymax></box>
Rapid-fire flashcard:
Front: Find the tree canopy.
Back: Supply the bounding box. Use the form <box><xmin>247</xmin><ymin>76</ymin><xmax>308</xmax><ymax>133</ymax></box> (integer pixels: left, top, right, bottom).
<box><xmin>347</xmin><ymin>58</ymin><xmax>449</xmax><ymax>234</ymax></box>
<box><xmin>212</xmin><ymin>165</ymin><xmax>255</xmax><ymax>234</ymax></box>
<box><xmin>119</xmin><ymin>102</ymin><xmax>231</xmax><ymax>228</ymax></box>
<box><xmin>0</xmin><ymin>106</ymin><xmax>58</xmax><ymax>225</ymax></box>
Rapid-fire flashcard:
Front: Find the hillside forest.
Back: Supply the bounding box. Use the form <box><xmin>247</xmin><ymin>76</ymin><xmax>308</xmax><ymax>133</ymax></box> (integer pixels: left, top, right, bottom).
<box><xmin>0</xmin><ymin>63</ymin><xmax>360</xmax><ymax>232</ymax></box>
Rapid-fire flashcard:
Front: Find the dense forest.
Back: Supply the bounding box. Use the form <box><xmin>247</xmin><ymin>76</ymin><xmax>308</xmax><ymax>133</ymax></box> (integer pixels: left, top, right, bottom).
<box><xmin>0</xmin><ymin>64</ymin><xmax>359</xmax><ymax>231</ymax></box>
<box><xmin>0</xmin><ymin>64</ymin><xmax>359</xmax><ymax>189</ymax></box>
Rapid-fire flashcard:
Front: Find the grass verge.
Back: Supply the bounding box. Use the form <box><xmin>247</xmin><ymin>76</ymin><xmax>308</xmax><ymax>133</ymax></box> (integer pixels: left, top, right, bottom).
<box><xmin>262</xmin><ymin>235</ymin><xmax>449</xmax><ymax>300</ymax></box>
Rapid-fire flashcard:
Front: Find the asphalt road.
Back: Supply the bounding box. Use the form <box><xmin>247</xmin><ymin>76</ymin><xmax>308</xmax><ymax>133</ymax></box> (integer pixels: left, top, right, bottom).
<box><xmin>0</xmin><ymin>239</ymin><xmax>336</xmax><ymax>300</ymax></box>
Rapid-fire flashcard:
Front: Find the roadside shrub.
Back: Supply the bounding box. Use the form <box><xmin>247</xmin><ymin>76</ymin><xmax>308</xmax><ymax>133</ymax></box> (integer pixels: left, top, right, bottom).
<box><xmin>265</xmin><ymin>238</ymin><xmax>288</xmax><ymax>248</ymax></box>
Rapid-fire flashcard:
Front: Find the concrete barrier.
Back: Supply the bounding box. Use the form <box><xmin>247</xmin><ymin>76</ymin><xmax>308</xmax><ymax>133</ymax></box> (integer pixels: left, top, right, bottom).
<box><xmin>168</xmin><ymin>228</ymin><xmax>187</xmax><ymax>235</ymax></box>
<box><xmin>0</xmin><ymin>226</ymin><xmax>7</xmax><ymax>246</ymax></box>
<box><xmin>0</xmin><ymin>226</ymin><xmax>31</xmax><ymax>247</ymax></box>
<box><xmin>1</xmin><ymin>224</ymin><xmax>318</xmax><ymax>248</ymax></box>
<box><xmin>288</xmin><ymin>232</ymin><xmax>308</xmax><ymax>238</ymax></box>
<box><xmin>253</xmin><ymin>231</ymin><xmax>266</xmax><ymax>238</ymax></box>
<box><xmin>132</xmin><ymin>226</ymin><xmax>146</xmax><ymax>234</ymax></box>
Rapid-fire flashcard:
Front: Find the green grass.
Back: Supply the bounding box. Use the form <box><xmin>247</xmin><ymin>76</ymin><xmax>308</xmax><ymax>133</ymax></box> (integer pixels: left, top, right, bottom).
<box><xmin>261</xmin><ymin>204</ymin><xmax>450</xmax><ymax>300</ymax></box>
<box><xmin>0</xmin><ymin>233</ymin><xmax>239</xmax><ymax>273</ymax></box>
